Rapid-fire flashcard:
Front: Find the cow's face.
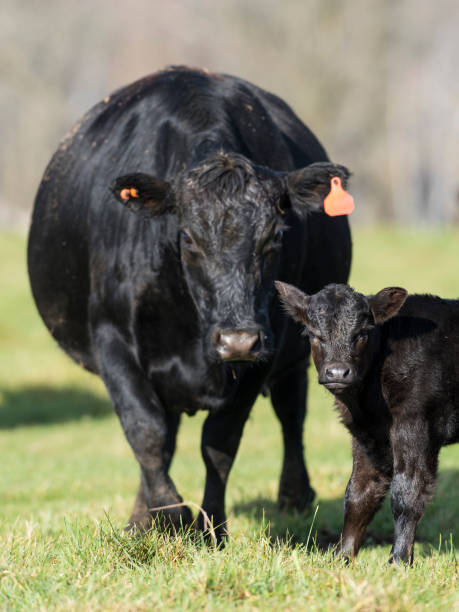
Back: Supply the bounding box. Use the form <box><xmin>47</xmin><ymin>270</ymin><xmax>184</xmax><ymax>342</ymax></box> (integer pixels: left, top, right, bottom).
<box><xmin>112</xmin><ymin>153</ymin><xmax>350</xmax><ymax>363</ymax></box>
<box><xmin>276</xmin><ymin>282</ymin><xmax>407</xmax><ymax>393</ymax></box>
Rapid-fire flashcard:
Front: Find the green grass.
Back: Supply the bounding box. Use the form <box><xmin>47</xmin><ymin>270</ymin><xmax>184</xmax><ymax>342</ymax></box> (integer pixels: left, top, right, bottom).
<box><xmin>1</xmin><ymin>228</ymin><xmax>458</xmax><ymax>610</ymax></box>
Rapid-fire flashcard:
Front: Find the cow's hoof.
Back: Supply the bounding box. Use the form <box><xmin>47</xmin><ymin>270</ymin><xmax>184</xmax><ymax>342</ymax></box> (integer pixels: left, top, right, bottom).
<box><xmin>125</xmin><ymin>512</ymin><xmax>153</xmax><ymax>534</ymax></box>
<box><xmin>196</xmin><ymin>511</ymin><xmax>228</xmax><ymax>547</ymax></box>
<box><xmin>278</xmin><ymin>485</ymin><xmax>316</xmax><ymax>512</ymax></box>
<box><xmin>126</xmin><ymin>504</ymin><xmax>193</xmax><ymax>535</ymax></box>
<box><xmin>153</xmin><ymin>505</ymin><xmax>194</xmax><ymax>533</ymax></box>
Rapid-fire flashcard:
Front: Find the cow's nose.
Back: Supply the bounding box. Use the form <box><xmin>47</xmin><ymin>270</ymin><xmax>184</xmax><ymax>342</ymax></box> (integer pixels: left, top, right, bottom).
<box><xmin>214</xmin><ymin>328</ymin><xmax>263</xmax><ymax>361</ymax></box>
<box><xmin>324</xmin><ymin>363</ymin><xmax>352</xmax><ymax>383</ymax></box>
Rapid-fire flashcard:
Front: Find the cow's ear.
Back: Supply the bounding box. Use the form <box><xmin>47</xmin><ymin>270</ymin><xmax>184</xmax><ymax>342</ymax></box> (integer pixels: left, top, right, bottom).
<box><xmin>111</xmin><ymin>173</ymin><xmax>174</xmax><ymax>216</ymax></box>
<box><xmin>368</xmin><ymin>287</ymin><xmax>408</xmax><ymax>324</ymax></box>
<box><xmin>286</xmin><ymin>162</ymin><xmax>352</xmax><ymax>217</ymax></box>
<box><xmin>275</xmin><ymin>281</ymin><xmax>311</xmax><ymax>325</ymax></box>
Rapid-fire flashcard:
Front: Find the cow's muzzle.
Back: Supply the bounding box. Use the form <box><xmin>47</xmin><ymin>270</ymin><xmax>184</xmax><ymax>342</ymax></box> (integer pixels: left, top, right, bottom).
<box><xmin>212</xmin><ymin>327</ymin><xmax>265</xmax><ymax>362</ymax></box>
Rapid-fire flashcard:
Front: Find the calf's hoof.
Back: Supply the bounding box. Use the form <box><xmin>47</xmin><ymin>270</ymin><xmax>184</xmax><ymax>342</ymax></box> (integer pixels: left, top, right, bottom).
<box><xmin>333</xmin><ymin>548</ymin><xmax>352</xmax><ymax>565</ymax></box>
<box><xmin>388</xmin><ymin>553</ymin><xmax>413</xmax><ymax>567</ymax></box>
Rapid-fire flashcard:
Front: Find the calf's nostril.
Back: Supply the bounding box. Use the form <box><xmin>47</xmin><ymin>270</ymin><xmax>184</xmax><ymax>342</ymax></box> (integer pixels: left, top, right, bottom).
<box><xmin>324</xmin><ymin>364</ymin><xmax>352</xmax><ymax>382</ymax></box>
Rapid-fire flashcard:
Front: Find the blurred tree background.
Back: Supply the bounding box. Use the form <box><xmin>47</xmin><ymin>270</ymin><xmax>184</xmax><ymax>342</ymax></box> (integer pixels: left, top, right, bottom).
<box><xmin>1</xmin><ymin>0</ymin><xmax>458</xmax><ymax>227</ymax></box>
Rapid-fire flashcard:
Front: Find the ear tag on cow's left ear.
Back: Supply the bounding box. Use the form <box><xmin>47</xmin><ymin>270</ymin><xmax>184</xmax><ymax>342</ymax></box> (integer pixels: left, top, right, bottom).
<box><xmin>120</xmin><ymin>187</ymin><xmax>139</xmax><ymax>200</ymax></box>
<box><xmin>324</xmin><ymin>177</ymin><xmax>355</xmax><ymax>216</ymax></box>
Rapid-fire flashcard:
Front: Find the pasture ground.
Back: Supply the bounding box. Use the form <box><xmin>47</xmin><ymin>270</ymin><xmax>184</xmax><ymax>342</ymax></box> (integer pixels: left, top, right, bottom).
<box><xmin>1</xmin><ymin>228</ymin><xmax>458</xmax><ymax>610</ymax></box>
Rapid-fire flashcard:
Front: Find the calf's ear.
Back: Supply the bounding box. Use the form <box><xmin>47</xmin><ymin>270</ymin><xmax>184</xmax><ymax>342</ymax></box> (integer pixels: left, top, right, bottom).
<box><xmin>368</xmin><ymin>287</ymin><xmax>408</xmax><ymax>324</ymax></box>
<box><xmin>286</xmin><ymin>162</ymin><xmax>353</xmax><ymax>217</ymax></box>
<box><xmin>275</xmin><ymin>281</ymin><xmax>311</xmax><ymax>325</ymax></box>
<box><xmin>111</xmin><ymin>173</ymin><xmax>174</xmax><ymax>216</ymax></box>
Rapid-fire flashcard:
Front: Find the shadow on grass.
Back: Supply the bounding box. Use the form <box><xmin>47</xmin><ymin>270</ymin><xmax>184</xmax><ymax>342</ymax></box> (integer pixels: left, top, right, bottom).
<box><xmin>0</xmin><ymin>385</ymin><xmax>112</xmax><ymax>428</ymax></box>
<box><xmin>233</xmin><ymin>495</ymin><xmax>345</xmax><ymax>552</ymax></box>
<box><xmin>232</xmin><ymin>468</ymin><xmax>459</xmax><ymax>554</ymax></box>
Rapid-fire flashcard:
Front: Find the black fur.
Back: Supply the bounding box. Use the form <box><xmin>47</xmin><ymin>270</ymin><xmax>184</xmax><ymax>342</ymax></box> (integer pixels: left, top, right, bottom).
<box><xmin>276</xmin><ymin>281</ymin><xmax>459</xmax><ymax>564</ymax></box>
<box><xmin>28</xmin><ymin>67</ymin><xmax>352</xmax><ymax>540</ymax></box>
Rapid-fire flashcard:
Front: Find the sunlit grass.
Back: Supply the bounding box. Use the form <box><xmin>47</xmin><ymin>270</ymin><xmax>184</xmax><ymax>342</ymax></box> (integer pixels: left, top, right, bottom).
<box><xmin>0</xmin><ymin>228</ymin><xmax>458</xmax><ymax>610</ymax></box>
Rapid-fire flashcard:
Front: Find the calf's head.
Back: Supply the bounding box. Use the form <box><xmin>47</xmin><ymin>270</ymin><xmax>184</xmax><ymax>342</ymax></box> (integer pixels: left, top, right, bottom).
<box><xmin>112</xmin><ymin>153</ymin><xmax>351</xmax><ymax>362</ymax></box>
<box><xmin>275</xmin><ymin>282</ymin><xmax>407</xmax><ymax>392</ymax></box>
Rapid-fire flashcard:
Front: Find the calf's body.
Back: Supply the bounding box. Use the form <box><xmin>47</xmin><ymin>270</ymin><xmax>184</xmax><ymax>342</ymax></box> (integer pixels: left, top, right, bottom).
<box><xmin>276</xmin><ymin>282</ymin><xmax>459</xmax><ymax>563</ymax></box>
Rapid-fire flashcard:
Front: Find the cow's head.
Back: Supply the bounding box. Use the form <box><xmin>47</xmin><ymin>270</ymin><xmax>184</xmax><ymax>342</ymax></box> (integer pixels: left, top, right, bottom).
<box><xmin>112</xmin><ymin>153</ymin><xmax>351</xmax><ymax>363</ymax></box>
<box><xmin>275</xmin><ymin>282</ymin><xmax>407</xmax><ymax>392</ymax></box>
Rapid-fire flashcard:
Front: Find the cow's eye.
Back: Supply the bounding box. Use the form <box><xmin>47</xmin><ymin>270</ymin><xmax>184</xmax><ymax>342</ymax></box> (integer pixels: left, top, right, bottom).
<box><xmin>180</xmin><ymin>230</ymin><xmax>194</xmax><ymax>247</ymax></box>
<box><xmin>273</xmin><ymin>229</ymin><xmax>284</xmax><ymax>245</ymax></box>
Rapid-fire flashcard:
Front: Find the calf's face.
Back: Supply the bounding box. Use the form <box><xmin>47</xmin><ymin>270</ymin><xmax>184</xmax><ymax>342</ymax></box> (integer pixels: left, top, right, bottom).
<box><xmin>112</xmin><ymin>153</ymin><xmax>351</xmax><ymax>363</ymax></box>
<box><xmin>276</xmin><ymin>282</ymin><xmax>407</xmax><ymax>392</ymax></box>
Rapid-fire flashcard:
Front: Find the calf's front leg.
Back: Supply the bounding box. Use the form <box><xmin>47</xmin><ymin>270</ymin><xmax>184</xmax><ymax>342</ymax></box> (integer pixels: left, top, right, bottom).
<box><xmin>94</xmin><ymin>323</ymin><xmax>191</xmax><ymax>532</ymax></box>
<box><xmin>340</xmin><ymin>438</ymin><xmax>391</xmax><ymax>560</ymax></box>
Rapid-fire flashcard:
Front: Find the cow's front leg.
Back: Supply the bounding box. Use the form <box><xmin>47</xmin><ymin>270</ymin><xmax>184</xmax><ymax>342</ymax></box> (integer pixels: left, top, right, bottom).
<box><xmin>128</xmin><ymin>411</ymin><xmax>181</xmax><ymax>531</ymax></box>
<box><xmin>340</xmin><ymin>438</ymin><xmax>391</xmax><ymax>560</ymax></box>
<box><xmin>270</xmin><ymin>360</ymin><xmax>315</xmax><ymax>511</ymax></box>
<box><xmin>198</xmin><ymin>384</ymin><xmax>260</xmax><ymax>544</ymax></box>
<box><xmin>389</xmin><ymin>421</ymin><xmax>438</xmax><ymax>565</ymax></box>
<box><xmin>94</xmin><ymin>323</ymin><xmax>191</xmax><ymax>532</ymax></box>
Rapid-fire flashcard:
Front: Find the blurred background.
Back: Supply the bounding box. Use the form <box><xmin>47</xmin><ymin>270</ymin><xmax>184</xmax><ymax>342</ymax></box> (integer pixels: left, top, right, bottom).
<box><xmin>2</xmin><ymin>0</ymin><xmax>459</xmax><ymax>229</ymax></box>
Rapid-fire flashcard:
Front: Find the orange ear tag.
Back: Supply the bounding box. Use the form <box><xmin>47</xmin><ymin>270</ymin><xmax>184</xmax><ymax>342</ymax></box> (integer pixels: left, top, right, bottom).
<box><xmin>129</xmin><ymin>188</ymin><xmax>139</xmax><ymax>198</ymax></box>
<box><xmin>323</xmin><ymin>177</ymin><xmax>355</xmax><ymax>217</ymax></box>
<box><xmin>120</xmin><ymin>188</ymin><xmax>131</xmax><ymax>200</ymax></box>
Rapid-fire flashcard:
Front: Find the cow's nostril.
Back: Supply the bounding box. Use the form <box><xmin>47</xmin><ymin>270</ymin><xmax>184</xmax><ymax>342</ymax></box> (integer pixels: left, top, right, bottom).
<box><xmin>250</xmin><ymin>331</ymin><xmax>264</xmax><ymax>355</ymax></box>
<box><xmin>343</xmin><ymin>368</ymin><xmax>350</xmax><ymax>379</ymax></box>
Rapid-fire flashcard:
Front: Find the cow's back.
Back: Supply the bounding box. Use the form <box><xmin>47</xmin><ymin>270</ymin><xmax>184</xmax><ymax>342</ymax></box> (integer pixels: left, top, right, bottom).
<box><xmin>28</xmin><ymin>67</ymin><xmax>350</xmax><ymax>370</ymax></box>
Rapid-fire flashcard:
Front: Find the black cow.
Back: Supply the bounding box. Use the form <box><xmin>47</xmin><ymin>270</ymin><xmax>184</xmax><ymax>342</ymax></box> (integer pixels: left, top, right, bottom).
<box><xmin>276</xmin><ymin>281</ymin><xmax>459</xmax><ymax>563</ymax></box>
<box><xmin>28</xmin><ymin>66</ymin><xmax>352</xmax><ymax>541</ymax></box>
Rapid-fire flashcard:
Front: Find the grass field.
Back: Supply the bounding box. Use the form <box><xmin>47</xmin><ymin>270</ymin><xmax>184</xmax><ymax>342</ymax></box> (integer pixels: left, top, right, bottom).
<box><xmin>1</xmin><ymin>228</ymin><xmax>458</xmax><ymax>610</ymax></box>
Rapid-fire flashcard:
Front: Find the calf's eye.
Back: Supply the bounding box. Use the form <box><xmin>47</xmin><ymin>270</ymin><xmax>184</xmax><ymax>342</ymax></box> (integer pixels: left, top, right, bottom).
<box><xmin>309</xmin><ymin>331</ymin><xmax>323</xmax><ymax>343</ymax></box>
<box><xmin>354</xmin><ymin>331</ymin><xmax>368</xmax><ymax>347</ymax></box>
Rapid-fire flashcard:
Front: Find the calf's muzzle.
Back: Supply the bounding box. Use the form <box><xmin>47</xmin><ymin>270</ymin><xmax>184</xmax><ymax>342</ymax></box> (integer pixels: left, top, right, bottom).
<box><xmin>319</xmin><ymin>361</ymin><xmax>356</xmax><ymax>390</ymax></box>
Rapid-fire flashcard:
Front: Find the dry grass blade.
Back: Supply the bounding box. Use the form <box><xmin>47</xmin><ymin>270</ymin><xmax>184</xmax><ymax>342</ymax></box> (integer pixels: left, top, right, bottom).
<box><xmin>148</xmin><ymin>501</ymin><xmax>219</xmax><ymax>547</ymax></box>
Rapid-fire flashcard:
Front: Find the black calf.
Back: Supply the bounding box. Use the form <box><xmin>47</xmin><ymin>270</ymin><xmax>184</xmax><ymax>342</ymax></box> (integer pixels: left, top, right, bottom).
<box><xmin>276</xmin><ymin>281</ymin><xmax>459</xmax><ymax>564</ymax></box>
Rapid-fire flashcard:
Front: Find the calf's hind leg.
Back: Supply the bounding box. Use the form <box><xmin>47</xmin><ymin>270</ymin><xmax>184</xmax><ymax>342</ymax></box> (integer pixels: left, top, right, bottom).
<box><xmin>270</xmin><ymin>360</ymin><xmax>315</xmax><ymax>510</ymax></box>
<box><xmin>389</xmin><ymin>423</ymin><xmax>438</xmax><ymax>565</ymax></box>
<box><xmin>94</xmin><ymin>323</ymin><xmax>191</xmax><ymax>532</ymax></box>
